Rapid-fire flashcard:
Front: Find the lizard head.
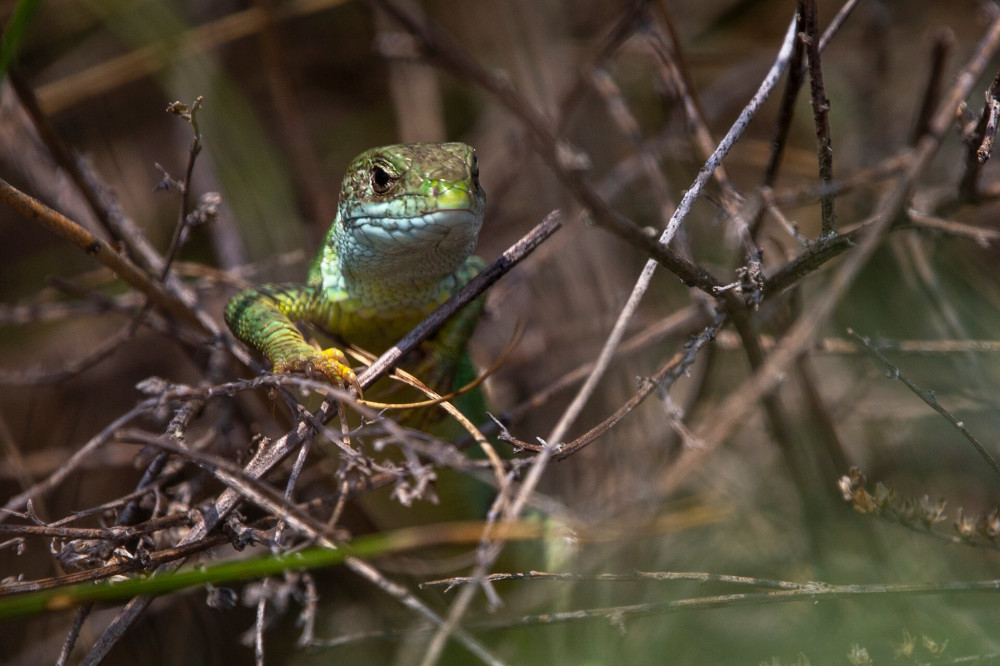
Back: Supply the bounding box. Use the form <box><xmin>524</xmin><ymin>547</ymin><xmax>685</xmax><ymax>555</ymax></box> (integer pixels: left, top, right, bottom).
<box><xmin>334</xmin><ymin>142</ymin><xmax>485</xmax><ymax>287</ymax></box>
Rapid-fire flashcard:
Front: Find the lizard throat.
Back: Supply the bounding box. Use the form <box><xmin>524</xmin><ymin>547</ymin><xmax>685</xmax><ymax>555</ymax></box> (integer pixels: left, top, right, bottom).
<box><xmin>324</xmin><ymin>207</ymin><xmax>481</xmax><ymax>310</ymax></box>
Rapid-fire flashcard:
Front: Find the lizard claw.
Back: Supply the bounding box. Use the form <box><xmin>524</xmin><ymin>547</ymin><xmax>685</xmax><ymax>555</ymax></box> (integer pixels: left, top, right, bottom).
<box><xmin>274</xmin><ymin>348</ymin><xmax>362</xmax><ymax>396</ymax></box>
<box><xmin>316</xmin><ymin>348</ymin><xmax>363</xmax><ymax>396</ymax></box>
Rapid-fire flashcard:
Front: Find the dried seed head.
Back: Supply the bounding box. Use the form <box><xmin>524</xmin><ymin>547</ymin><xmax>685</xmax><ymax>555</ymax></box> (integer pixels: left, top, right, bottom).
<box><xmin>955</xmin><ymin>507</ymin><xmax>976</xmax><ymax>540</ymax></box>
<box><xmin>919</xmin><ymin>495</ymin><xmax>947</xmax><ymax>527</ymax></box>
<box><xmin>837</xmin><ymin>475</ymin><xmax>855</xmax><ymax>502</ymax></box>
<box><xmin>921</xmin><ymin>635</ymin><xmax>949</xmax><ymax>657</ymax></box>
<box><xmin>852</xmin><ymin>488</ymin><xmax>877</xmax><ymax>515</ymax></box>
<box><xmin>893</xmin><ymin>629</ymin><xmax>916</xmax><ymax>660</ymax></box>
<box><xmin>847</xmin><ymin>644</ymin><xmax>872</xmax><ymax>666</ymax></box>
<box><xmin>899</xmin><ymin>497</ymin><xmax>919</xmax><ymax>525</ymax></box>
<box><xmin>873</xmin><ymin>482</ymin><xmax>895</xmax><ymax>512</ymax></box>
<box><xmin>980</xmin><ymin>507</ymin><xmax>1000</xmax><ymax>540</ymax></box>
<box><xmin>848</xmin><ymin>467</ymin><xmax>867</xmax><ymax>488</ymax></box>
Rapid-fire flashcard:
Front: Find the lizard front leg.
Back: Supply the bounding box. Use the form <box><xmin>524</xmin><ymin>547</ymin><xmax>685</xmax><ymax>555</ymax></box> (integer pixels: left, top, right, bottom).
<box><xmin>224</xmin><ymin>283</ymin><xmax>360</xmax><ymax>392</ymax></box>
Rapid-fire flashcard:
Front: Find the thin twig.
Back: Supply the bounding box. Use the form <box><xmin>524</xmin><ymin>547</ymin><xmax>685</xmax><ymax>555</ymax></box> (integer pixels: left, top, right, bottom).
<box><xmin>369</xmin><ymin>0</ymin><xmax>722</xmax><ymax>294</ymax></box>
<box><xmin>80</xmin><ymin>210</ymin><xmax>561</xmax><ymax>664</ymax></box>
<box><xmin>649</xmin><ymin>6</ymin><xmax>738</xmax><ymax>199</ymax></box>
<box><xmin>423</xmin><ymin>569</ymin><xmax>836</xmax><ymax>591</ymax></box>
<box><xmin>501</xmin><ymin>305</ymin><xmax>708</xmax><ymax>424</ymax></box>
<box><xmin>711</xmin><ymin>331</ymin><xmax>1000</xmax><ymax>355</ymax></box>
<box><xmin>347</xmin><ymin>556</ymin><xmax>505</xmax><ymax>666</ymax></box>
<box><xmin>588</xmin><ymin>66</ymin><xmax>676</xmax><ymax>216</ymax></box>
<box><xmin>554</xmin><ymin>0</ymin><xmax>652</xmax><ymax>135</ymax></box>
<box><xmin>0</xmin><ymin>325</ymin><xmax>134</xmax><ymax>386</ymax></box>
<box><xmin>55</xmin><ymin>602</ymin><xmax>91</xmax><ymax>666</ymax></box>
<box><xmin>160</xmin><ymin>97</ymin><xmax>204</xmax><ymax>282</ymax></box>
<box><xmin>7</xmin><ymin>73</ymin><xmax>202</xmax><ymax>287</ymax></box>
<box><xmin>545</xmin><ymin>16</ymin><xmax>798</xmax><ymax>446</ymax></box>
<box><xmin>360</xmin><ymin>210</ymin><xmax>561</xmax><ymax>386</ymax></box>
<box><xmin>655</xmin><ymin>13</ymin><xmax>1000</xmax><ymax>497</ymax></box>
<box><xmin>911</xmin><ymin>28</ymin><xmax>953</xmax><ymax>143</ymax></box>
<box><xmin>760</xmin><ymin>6</ymin><xmax>806</xmax><ymax>192</ymax></box>
<box><xmin>977</xmin><ymin>71</ymin><xmax>1000</xmax><ymax>163</ymax></box>
<box><xmin>420</xmin><ymin>446</ymin><xmax>552</xmax><ymax>666</ymax></box>
<box><xmin>0</xmin><ymin>514</ymin><xmax>189</xmax><ymax>541</ymax></box>
<box><xmin>34</xmin><ymin>0</ymin><xmax>356</xmax><ymax>114</ymax></box>
<box><xmin>116</xmin><ymin>431</ymin><xmax>337</xmax><ymax>546</ymax></box>
<box><xmin>255</xmin><ymin>423</ymin><xmax>313</xmax><ymax>666</ymax></box>
<box><xmin>0</xmin><ymin>178</ymin><xmax>207</xmax><ymax>333</ymax></box>
<box><xmin>799</xmin><ymin>0</ymin><xmax>836</xmax><ymax>237</ymax></box>
<box><xmin>904</xmin><ymin>208</ymin><xmax>1000</xmax><ymax>247</ymax></box>
<box><xmin>0</xmin><ymin>400</ymin><xmax>158</xmax><ymax>520</ymax></box>
<box><xmin>753</xmin><ymin>0</ymin><xmax>859</xmax><ymax>237</ymax></box>
<box><xmin>959</xmin><ymin>70</ymin><xmax>1000</xmax><ymax>199</ymax></box>
<box><xmin>319</xmin><ymin>575</ymin><xmax>1000</xmax><ymax>643</ymax></box>
<box><xmin>0</xmin><ymin>534</ymin><xmax>232</xmax><ymax>594</ymax></box>
<box><xmin>662</xmin><ymin>18</ymin><xmax>798</xmax><ymax>247</ymax></box>
<box><xmin>768</xmin><ymin>150</ymin><xmax>907</xmax><ymax>209</ymax></box>
<box><xmin>465</xmin><ymin>578</ymin><xmax>1000</xmax><ymax>631</ymax></box>
<box><xmin>554</xmin><ymin>313</ymin><xmax>725</xmax><ymax>460</ymax></box>
<box><xmin>848</xmin><ymin>329</ymin><xmax>1000</xmax><ymax>480</ymax></box>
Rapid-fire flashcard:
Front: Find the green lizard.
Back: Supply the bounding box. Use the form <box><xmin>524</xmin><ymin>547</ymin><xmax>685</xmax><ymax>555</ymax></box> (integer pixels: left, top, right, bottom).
<box><xmin>224</xmin><ymin>142</ymin><xmax>486</xmax><ymax>397</ymax></box>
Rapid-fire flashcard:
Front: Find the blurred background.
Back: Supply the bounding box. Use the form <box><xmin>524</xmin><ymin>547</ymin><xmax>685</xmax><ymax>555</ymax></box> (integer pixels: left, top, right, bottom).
<box><xmin>3</xmin><ymin>0</ymin><xmax>1000</xmax><ymax>663</ymax></box>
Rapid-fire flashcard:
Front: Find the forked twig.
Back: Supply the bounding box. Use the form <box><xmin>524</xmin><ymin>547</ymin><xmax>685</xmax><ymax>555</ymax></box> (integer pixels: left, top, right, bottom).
<box><xmin>79</xmin><ymin>210</ymin><xmax>561</xmax><ymax>665</ymax></box>
<box><xmin>656</xmin><ymin>13</ymin><xmax>1000</xmax><ymax>496</ymax></box>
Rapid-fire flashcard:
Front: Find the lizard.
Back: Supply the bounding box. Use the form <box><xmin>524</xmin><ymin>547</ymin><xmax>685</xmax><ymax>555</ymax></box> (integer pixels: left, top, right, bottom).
<box><xmin>224</xmin><ymin>142</ymin><xmax>486</xmax><ymax>399</ymax></box>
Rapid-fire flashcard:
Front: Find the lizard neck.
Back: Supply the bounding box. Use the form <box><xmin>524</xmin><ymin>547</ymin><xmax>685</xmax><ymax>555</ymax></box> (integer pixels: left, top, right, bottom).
<box><xmin>338</xmin><ymin>258</ymin><xmax>461</xmax><ymax>312</ymax></box>
<box><xmin>313</xmin><ymin>216</ymin><xmax>469</xmax><ymax>313</ymax></box>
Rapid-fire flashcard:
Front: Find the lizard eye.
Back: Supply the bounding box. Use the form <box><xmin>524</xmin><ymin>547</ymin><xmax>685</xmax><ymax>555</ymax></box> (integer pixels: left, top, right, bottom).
<box><xmin>371</xmin><ymin>165</ymin><xmax>393</xmax><ymax>194</ymax></box>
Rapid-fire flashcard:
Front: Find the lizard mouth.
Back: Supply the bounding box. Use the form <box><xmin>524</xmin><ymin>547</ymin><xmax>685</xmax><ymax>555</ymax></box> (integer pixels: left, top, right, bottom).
<box><xmin>336</xmin><ymin>204</ymin><xmax>482</xmax><ymax>285</ymax></box>
<box><xmin>341</xmin><ymin>179</ymin><xmax>484</xmax><ymax>255</ymax></box>
<box><xmin>345</xmin><ymin>206</ymin><xmax>482</xmax><ymax>256</ymax></box>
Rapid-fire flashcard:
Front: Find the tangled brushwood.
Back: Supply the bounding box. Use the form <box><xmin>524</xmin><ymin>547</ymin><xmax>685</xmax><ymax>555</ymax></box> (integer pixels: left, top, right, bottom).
<box><xmin>4</xmin><ymin>1</ymin><xmax>1000</xmax><ymax>665</ymax></box>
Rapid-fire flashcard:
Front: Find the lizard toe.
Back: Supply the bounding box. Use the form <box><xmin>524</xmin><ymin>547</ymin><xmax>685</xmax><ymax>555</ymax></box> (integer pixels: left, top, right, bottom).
<box><xmin>273</xmin><ymin>349</ymin><xmax>361</xmax><ymax>395</ymax></box>
<box><xmin>317</xmin><ymin>348</ymin><xmax>362</xmax><ymax>395</ymax></box>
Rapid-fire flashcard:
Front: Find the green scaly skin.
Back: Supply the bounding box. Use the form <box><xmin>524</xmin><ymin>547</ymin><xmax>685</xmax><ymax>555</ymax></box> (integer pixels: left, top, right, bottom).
<box><xmin>225</xmin><ymin>143</ymin><xmax>486</xmax><ymax>395</ymax></box>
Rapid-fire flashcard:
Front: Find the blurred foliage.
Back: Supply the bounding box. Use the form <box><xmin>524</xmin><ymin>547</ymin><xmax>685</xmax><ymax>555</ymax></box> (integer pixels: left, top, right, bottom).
<box><xmin>3</xmin><ymin>0</ymin><xmax>1000</xmax><ymax>664</ymax></box>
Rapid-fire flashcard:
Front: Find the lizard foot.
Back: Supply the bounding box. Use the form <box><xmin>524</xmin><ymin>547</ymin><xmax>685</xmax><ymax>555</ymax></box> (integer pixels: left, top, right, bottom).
<box><xmin>273</xmin><ymin>348</ymin><xmax>362</xmax><ymax>395</ymax></box>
